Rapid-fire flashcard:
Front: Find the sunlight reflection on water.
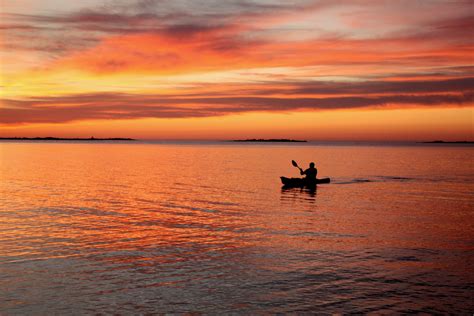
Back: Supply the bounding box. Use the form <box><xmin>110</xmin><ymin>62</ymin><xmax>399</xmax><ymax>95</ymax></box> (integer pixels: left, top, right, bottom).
<box><xmin>0</xmin><ymin>142</ymin><xmax>473</xmax><ymax>313</ymax></box>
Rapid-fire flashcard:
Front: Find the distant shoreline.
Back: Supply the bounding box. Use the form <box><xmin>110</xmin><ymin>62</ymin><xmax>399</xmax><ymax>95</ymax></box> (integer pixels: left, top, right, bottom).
<box><xmin>1</xmin><ymin>138</ymin><xmax>472</xmax><ymax>145</ymax></box>
<box><xmin>0</xmin><ymin>137</ymin><xmax>135</xmax><ymax>141</ymax></box>
<box><xmin>231</xmin><ymin>139</ymin><xmax>307</xmax><ymax>142</ymax></box>
<box><xmin>420</xmin><ymin>141</ymin><xmax>474</xmax><ymax>144</ymax></box>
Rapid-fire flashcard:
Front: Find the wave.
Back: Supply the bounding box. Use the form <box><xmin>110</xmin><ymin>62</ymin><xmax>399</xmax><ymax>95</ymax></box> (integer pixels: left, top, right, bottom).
<box><xmin>334</xmin><ymin>176</ymin><xmax>416</xmax><ymax>185</ymax></box>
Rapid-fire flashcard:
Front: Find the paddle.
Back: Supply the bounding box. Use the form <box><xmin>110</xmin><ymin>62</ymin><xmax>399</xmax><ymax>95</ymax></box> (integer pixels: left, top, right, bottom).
<box><xmin>292</xmin><ymin>160</ymin><xmax>303</xmax><ymax>173</ymax></box>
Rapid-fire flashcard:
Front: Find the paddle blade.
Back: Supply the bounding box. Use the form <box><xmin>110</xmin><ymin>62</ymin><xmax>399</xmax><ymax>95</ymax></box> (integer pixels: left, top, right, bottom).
<box><xmin>291</xmin><ymin>160</ymin><xmax>298</xmax><ymax>167</ymax></box>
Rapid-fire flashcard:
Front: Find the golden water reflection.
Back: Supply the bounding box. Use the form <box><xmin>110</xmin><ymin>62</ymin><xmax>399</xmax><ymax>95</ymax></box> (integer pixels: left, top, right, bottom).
<box><xmin>0</xmin><ymin>142</ymin><xmax>473</xmax><ymax>313</ymax></box>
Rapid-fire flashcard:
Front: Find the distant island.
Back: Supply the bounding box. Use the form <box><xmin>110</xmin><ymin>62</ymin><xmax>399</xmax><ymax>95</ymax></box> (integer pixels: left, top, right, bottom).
<box><xmin>421</xmin><ymin>140</ymin><xmax>474</xmax><ymax>144</ymax></box>
<box><xmin>232</xmin><ymin>139</ymin><xmax>307</xmax><ymax>142</ymax></box>
<box><xmin>0</xmin><ymin>137</ymin><xmax>135</xmax><ymax>141</ymax></box>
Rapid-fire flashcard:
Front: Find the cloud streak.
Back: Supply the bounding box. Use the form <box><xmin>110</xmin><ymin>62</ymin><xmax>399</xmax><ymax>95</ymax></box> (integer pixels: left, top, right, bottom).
<box><xmin>2</xmin><ymin>76</ymin><xmax>472</xmax><ymax>124</ymax></box>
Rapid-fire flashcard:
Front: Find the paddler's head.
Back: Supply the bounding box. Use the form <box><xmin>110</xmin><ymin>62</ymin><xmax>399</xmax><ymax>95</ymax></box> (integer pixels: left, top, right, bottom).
<box><xmin>310</xmin><ymin>162</ymin><xmax>315</xmax><ymax>168</ymax></box>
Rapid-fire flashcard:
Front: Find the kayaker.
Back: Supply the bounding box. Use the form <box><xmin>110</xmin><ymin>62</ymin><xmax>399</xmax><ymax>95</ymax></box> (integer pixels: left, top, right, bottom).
<box><xmin>300</xmin><ymin>162</ymin><xmax>317</xmax><ymax>182</ymax></box>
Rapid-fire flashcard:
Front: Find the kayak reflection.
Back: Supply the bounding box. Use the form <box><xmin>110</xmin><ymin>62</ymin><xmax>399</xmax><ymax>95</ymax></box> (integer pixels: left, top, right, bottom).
<box><xmin>281</xmin><ymin>184</ymin><xmax>317</xmax><ymax>201</ymax></box>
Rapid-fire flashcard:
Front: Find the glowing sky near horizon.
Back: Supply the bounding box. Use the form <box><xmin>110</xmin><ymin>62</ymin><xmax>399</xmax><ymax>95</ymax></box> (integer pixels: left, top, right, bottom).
<box><xmin>0</xmin><ymin>0</ymin><xmax>473</xmax><ymax>140</ymax></box>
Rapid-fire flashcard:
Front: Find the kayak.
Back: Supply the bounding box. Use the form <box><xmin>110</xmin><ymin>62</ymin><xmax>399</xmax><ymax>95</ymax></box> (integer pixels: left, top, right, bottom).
<box><xmin>280</xmin><ymin>176</ymin><xmax>330</xmax><ymax>187</ymax></box>
<box><xmin>281</xmin><ymin>177</ymin><xmax>331</xmax><ymax>187</ymax></box>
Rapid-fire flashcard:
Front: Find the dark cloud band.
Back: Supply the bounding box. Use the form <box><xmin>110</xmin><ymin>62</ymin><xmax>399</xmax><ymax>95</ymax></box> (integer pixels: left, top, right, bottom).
<box><xmin>2</xmin><ymin>88</ymin><xmax>472</xmax><ymax>124</ymax></box>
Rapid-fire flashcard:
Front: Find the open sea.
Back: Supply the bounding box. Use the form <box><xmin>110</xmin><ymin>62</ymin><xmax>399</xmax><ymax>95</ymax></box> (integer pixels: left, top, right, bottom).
<box><xmin>0</xmin><ymin>140</ymin><xmax>473</xmax><ymax>314</ymax></box>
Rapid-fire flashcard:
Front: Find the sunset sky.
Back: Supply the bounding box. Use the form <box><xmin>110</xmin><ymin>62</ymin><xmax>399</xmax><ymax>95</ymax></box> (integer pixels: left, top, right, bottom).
<box><xmin>1</xmin><ymin>0</ymin><xmax>472</xmax><ymax>140</ymax></box>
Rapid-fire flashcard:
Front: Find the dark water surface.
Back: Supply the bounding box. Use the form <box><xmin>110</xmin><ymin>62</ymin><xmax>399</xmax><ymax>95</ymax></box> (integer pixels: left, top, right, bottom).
<box><xmin>1</xmin><ymin>141</ymin><xmax>473</xmax><ymax>313</ymax></box>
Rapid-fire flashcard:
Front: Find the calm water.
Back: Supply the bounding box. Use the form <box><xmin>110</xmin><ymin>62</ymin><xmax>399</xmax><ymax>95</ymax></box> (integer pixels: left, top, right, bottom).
<box><xmin>1</xmin><ymin>141</ymin><xmax>473</xmax><ymax>314</ymax></box>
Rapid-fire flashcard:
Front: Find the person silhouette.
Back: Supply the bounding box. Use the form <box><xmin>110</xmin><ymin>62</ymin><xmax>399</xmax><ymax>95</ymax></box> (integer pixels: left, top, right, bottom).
<box><xmin>300</xmin><ymin>162</ymin><xmax>317</xmax><ymax>182</ymax></box>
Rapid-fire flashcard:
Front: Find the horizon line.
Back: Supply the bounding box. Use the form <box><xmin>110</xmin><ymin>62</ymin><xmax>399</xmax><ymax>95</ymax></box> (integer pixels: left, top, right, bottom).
<box><xmin>1</xmin><ymin>137</ymin><xmax>473</xmax><ymax>143</ymax></box>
